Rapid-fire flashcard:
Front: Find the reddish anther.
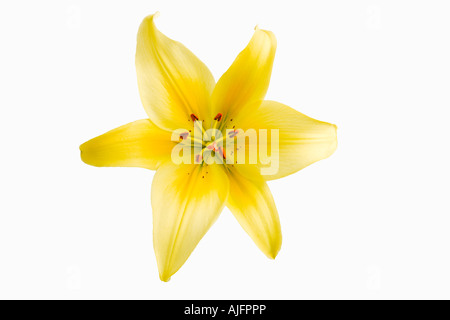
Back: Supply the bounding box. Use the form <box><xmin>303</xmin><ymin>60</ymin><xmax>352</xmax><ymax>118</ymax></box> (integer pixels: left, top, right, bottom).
<box><xmin>228</xmin><ymin>130</ymin><xmax>239</xmax><ymax>138</ymax></box>
<box><xmin>190</xmin><ymin>114</ymin><xmax>199</xmax><ymax>121</ymax></box>
<box><xmin>214</xmin><ymin>113</ymin><xmax>223</xmax><ymax>121</ymax></box>
<box><xmin>179</xmin><ymin>132</ymin><xmax>189</xmax><ymax>140</ymax></box>
<box><xmin>218</xmin><ymin>147</ymin><xmax>226</xmax><ymax>159</ymax></box>
<box><xmin>195</xmin><ymin>154</ymin><xmax>202</xmax><ymax>163</ymax></box>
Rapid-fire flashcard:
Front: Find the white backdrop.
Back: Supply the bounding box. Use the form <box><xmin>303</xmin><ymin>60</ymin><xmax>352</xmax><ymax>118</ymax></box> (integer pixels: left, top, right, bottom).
<box><xmin>1</xmin><ymin>0</ymin><xmax>449</xmax><ymax>299</ymax></box>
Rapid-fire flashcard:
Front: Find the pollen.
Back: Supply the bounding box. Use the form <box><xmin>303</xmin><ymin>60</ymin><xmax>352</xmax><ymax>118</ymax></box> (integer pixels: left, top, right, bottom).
<box><xmin>190</xmin><ymin>113</ymin><xmax>199</xmax><ymax>121</ymax></box>
<box><xmin>228</xmin><ymin>129</ymin><xmax>239</xmax><ymax>138</ymax></box>
<box><xmin>218</xmin><ymin>146</ymin><xmax>226</xmax><ymax>159</ymax></box>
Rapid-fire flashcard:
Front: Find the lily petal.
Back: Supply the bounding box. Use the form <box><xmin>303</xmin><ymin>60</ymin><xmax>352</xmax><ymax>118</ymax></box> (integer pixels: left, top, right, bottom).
<box><xmin>80</xmin><ymin>119</ymin><xmax>173</xmax><ymax>170</ymax></box>
<box><xmin>226</xmin><ymin>167</ymin><xmax>282</xmax><ymax>259</ymax></box>
<box><xmin>238</xmin><ymin>100</ymin><xmax>337</xmax><ymax>180</ymax></box>
<box><xmin>136</xmin><ymin>13</ymin><xmax>215</xmax><ymax>131</ymax></box>
<box><xmin>212</xmin><ymin>27</ymin><xmax>276</xmax><ymax>120</ymax></box>
<box><xmin>152</xmin><ymin>162</ymin><xmax>229</xmax><ymax>281</ymax></box>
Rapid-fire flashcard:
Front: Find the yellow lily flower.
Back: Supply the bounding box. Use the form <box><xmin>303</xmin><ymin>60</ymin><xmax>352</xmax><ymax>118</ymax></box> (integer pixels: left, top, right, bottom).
<box><xmin>80</xmin><ymin>13</ymin><xmax>337</xmax><ymax>282</ymax></box>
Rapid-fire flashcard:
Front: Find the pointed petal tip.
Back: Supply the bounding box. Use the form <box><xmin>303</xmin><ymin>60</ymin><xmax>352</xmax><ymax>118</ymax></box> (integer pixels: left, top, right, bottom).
<box><xmin>139</xmin><ymin>12</ymin><xmax>160</xmax><ymax>31</ymax></box>
<box><xmin>159</xmin><ymin>267</ymin><xmax>176</xmax><ymax>282</ymax></box>
<box><xmin>160</xmin><ymin>274</ymin><xmax>172</xmax><ymax>282</ymax></box>
<box><xmin>143</xmin><ymin>11</ymin><xmax>160</xmax><ymax>21</ymax></box>
<box><xmin>261</xmin><ymin>235</ymin><xmax>282</xmax><ymax>260</ymax></box>
<box><xmin>268</xmin><ymin>234</ymin><xmax>282</xmax><ymax>260</ymax></box>
<box><xmin>159</xmin><ymin>267</ymin><xmax>173</xmax><ymax>282</ymax></box>
<box><xmin>79</xmin><ymin>142</ymin><xmax>89</xmax><ymax>164</ymax></box>
<box><xmin>255</xmin><ymin>27</ymin><xmax>277</xmax><ymax>50</ymax></box>
<box><xmin>267</xmin><ymin>245</ymin><xmax>281</xmax><ymax>260</ymax></box>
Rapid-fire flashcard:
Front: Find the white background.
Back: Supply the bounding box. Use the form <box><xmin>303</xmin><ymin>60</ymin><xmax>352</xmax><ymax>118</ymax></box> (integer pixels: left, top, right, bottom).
<box><xmin>1</xmin><ymin>0</ymin><xmax>449</xmax><ymax>299</ymax></box>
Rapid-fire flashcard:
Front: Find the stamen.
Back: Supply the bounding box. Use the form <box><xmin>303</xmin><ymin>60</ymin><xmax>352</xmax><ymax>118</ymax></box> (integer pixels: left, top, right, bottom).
<box><xmin>191</xmin><ymin>113</ymin><xmax>206</xmax><ymax>137</ymax></box>
<box><xmin>210</xmin><ymin>113</ymin><xmax>223</xmax><ymax>140</ymax></box>
<box><xmin>190</xmin><ymin>114</ymin><xmax>199</xmax><ymax>121</ymax></box>
<box><xmin>218</xmin><ymin>146</ymin><xmax>226</xmax><ymax>159</ymax></box>
<box><xmin>228</xmin><ymin>129</ymin><xmax>239</xmax><ymax>138</ymax></box>
<box><xmin>195</xmin><ymin>154</ymin><xmax>202</xmax><ymax>163</ymax></box>
<box><xmin>180</xmin><ymin>132</ymin><xmax>205</xmax><ymax>146</ymax></box>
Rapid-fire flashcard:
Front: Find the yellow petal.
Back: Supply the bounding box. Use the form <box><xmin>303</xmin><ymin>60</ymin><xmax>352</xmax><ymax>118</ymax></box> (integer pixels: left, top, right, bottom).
<box><xmin>225</xmin><ymin>167</ymin><xmax>281</xmax><ymax>259</ymax></box>
<box><xmin>136</xmin><ymin>14</ymin><xmax>215</xmax><ymax>131</ymax></box>
<box><xmin>237</xmin><ymin>100</ymin><xmax>337</xmax><ymax>180</ymax></box>
<box><xmin>152</xmin><ymin>162</ymin><xmax>229</xmax><ymax>281</ymax></box>
<box><xmin>212</xmin><ymin>27</ymin><xmax>276</xmax><ymax>120</ymax></box>
<box><xmin>80</xmin><ymin>119</ymin><xmax>173</xmax><ymax>170</ymax></box>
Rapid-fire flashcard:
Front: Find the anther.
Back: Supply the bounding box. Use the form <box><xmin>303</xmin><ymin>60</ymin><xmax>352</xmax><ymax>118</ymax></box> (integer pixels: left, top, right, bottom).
<box><xmin>218</xmin><ymin>146</ymin><xmax>226</xmax><ymax>159</ymax></box>
<box><xmin>190</xmin><ymin>114</ymin><xmax>199</xmax><ymax>121</ymax></box>
<box><xmin>214</xmin><ymin>113</ymin><xmax>223</xmax><ymax>121</ymax></box>
<box><xmin>179</xmin><ymin>132</ymin><xmax>189</xmax><ymax>140</ymax></box>
<box><xmin>195</xmin><ymin>154</ymin><xmax>202</xmax><ymax>163</ymax></box>
<box><xmin>228</xmin><ymin>129</ymin><xmax>239</xmax><ymax>138</ymax></box>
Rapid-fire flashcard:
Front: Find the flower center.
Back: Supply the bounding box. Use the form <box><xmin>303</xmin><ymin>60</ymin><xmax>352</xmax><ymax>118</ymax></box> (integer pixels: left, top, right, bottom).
<box><xmin>179</xmin><ymin>113</ymin><xmax>236</xmax><ymax>165</ymax></box>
